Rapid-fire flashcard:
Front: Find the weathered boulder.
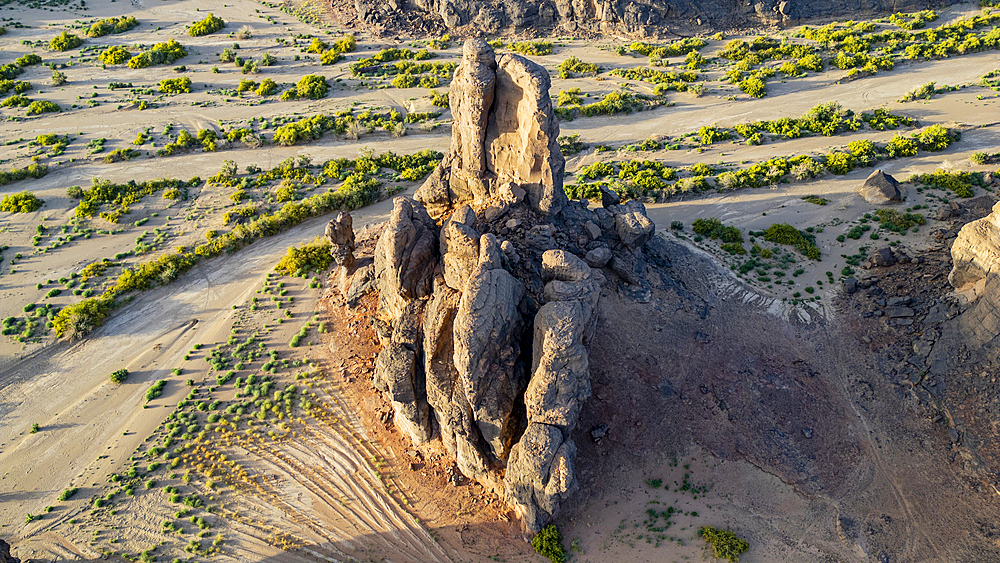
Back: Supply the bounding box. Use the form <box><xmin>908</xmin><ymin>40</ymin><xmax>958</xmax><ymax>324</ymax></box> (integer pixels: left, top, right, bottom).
<box><xmin>949</xmin><ymin>201</ymin><xmax>1000</xmax><ymax>288</ymax></box>
<box><xmin>325</xmin><ymin>211</ymin><xmax>356</xmax><ymax>267</ymax></box>
<box><xmin>453</xmin><ymin>234</ymin><xmax>527</xmax><ymax>459</ymax></box>
<box><xmin>615</xmin><ymin>210</ymin><xmax>655</xmax><ymax>249</ymax></box>
<box><xmin>374</xmin><ymin>198</ymin><xmax>439</xmax><ymax>319</ymax></box>
<box><xmin>486</xmin><ymin>53</ymin><xmax>567</xmax><ymax>216</ymax></box>
<box><xmin>505</xmin><ymin>423</ymin><xmax>579</xmax><ymax>533</ymax></box>
<box><xmin>860</xmin><ymin>170</ymin><xmax>902</xmax><ymax>205</ymax></box>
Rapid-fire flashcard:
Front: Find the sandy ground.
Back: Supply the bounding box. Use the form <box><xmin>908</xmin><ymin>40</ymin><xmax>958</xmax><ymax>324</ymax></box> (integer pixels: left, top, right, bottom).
<box><xmin>0</xmin><ymin>0</ymin><xmax>998</xmax><ymax>561</ymax></box>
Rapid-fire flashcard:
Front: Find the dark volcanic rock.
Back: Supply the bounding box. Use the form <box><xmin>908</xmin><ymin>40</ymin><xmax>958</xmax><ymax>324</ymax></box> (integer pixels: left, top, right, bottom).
<box><xmin>859</xmin><ymin>170</ymin><xmax>902</xmax><ymax>205</ymax></box>
<box><xmin>0</xmin><ymin>540</ymin><xmax>18</xmax><ymax>563</ymax></box>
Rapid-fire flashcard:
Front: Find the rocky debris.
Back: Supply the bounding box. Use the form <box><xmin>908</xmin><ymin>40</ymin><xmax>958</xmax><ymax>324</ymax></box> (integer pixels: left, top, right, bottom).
<box><xmin>0</xmin><ymin>540</ymin><xmax>18</xmax><ymax>563</ymax></box>
<box><xmin>416</xmin><ymin>40</ymin><xmax>566</xmax><ymax>218</ymax></box>
<box><xmin>859</xmin><ymin>170</ymin><xmax>902</xmax><ymax>205</ymax></box>
<box><xmin>325</xmin><ymin>211</ymin><xmax>356</xmax><ymax>267</ymax></box>
<box><xmin>949</xmin><ymin>201</ymin><xmax>1000</xmax><ymax>288</ymax></box>
<box><xmin>334</xmin><ymin>39</ymin><xmax>665</xmax><ymax>535</ymax></box>
<box><xmin>353</xmin><ymin>0</ymin><xmax>942</xmax><ymax>36</ymax></box>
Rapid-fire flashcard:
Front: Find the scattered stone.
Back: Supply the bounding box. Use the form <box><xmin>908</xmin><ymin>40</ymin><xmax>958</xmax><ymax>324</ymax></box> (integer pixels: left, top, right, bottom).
<box><xmin>868</xmin><ymin>247</ymin><xmax>896</xmax><ymax>268</ymax></box>
<box><xmin>886</xmin><ymin>306</ymin><xmax>915</xmax><ymax>318</ymax></box>
<box><xmin>584</xmin><ymin>220</ymin><xmax>602</xmax><ymax>240</ymax></box>
<box><xmin>843</xmin><ymin>277</ymin><xmax>858</xmax><ymax>294</ymax></box>
<box><xmin>802</xmin><ymin>428</ymin><xmax>813</xmax><ymax>439</ymax></box>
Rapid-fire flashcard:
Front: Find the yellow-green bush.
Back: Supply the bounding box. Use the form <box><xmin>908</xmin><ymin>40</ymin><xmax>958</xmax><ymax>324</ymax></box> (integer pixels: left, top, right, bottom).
<box><xmin>699</xmin><ymin>526</ymin><xmax>748</xmax><ymax>563</ymax></box>
<box><xmin>274</xmin><ymin>237</ymin><xmax>333</xmax><ymax>275</ymax></box>
<box><xmin>159</xmin><ymin>77</ymin><xmax>192</xmax><ymax>94</ymax></box>
<box><xmin>27</xmin><ymin>100</ymin><xmax>60</xmax><ymax>115</ymax></box>
<box><xmin>49</xmin><ymin>31</ymin><xmax>82</xmax><ymax>51</ymax></box>
<box><xmin>99</xmin><ymin>45</ymin><xmax>132</xmax><ymax>65</ymax></box>
<box><xmin>127</xmin><ymin>39</ymin><xmax>187</xmax><ymax>69</ymax></box>
<box><xmin>295</xmin><ymin>74</ymin><xmax>328</xmax><ymax>99</ymax></box>
<box><xmin>87</xmin><ymin>16</ymin><xmax>138</xmax><ymax>37</ymax></box>
<box><xmin>1</xmin><ymin>191</ymin><xmax>44</xmax><ymax>213</ymax></box>
<box><xmin>189</xmin><ymin>13</ymin><xmax>225</xmax><ymax>37</ymax></box>
<box><xmin>255</xmin><ymin>78</ymin><xmax>278</xmax><ymax>96</ymax></box>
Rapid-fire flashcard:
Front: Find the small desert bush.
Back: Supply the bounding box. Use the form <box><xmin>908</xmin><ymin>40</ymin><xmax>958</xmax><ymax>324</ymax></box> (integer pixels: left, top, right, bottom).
<box><xmin>49</xmin><ymin>31</ymin><xmax>82</xmax><ymax>51</ymax></box>
<box><xmin>1</xmin><ymin>191</ymin><xmax>44</xmax><ymax>213</ymax></box>
<box><xmin>190</xmin><ymin>13</ymin><xmax>225</xmax><ymax>37</ymax></box>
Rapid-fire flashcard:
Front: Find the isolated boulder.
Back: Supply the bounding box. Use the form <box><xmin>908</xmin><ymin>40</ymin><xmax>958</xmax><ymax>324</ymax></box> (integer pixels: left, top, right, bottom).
<box><xmin>860</xmin><ymin>170</ymin><xmax>902</xmax><ymax>205</ymax></box>
<box><xmin>325</xmin><ymin>211</ymin><xmax>356</xmax><ymax>267</ymax></box>
<box><xmin>949</xmin><ymin>201</ymin><xmax>1000</xmax><ymax>288</ymax></box>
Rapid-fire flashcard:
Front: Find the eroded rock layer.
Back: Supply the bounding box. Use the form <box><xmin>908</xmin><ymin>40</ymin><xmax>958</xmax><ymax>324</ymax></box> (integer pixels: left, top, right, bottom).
<box><xmin>352</xmin><ymin>0</ymin><xmax>952</xmax><ymax>36</ymax></box>
<box><xmin>328</xmin><ymin>39</ymin><xmax>663</xmax><ymax>533</ymax></box>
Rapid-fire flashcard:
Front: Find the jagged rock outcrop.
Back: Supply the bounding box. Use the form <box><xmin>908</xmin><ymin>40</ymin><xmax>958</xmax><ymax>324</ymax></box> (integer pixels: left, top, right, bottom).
<box><xmin>325</xmin><ymin>211</ymin><xmax>356</xmax><ymax>267</ymax></box>
<box><xmin>416</xmin><ymin>40</ymin><xmax>566</xmax><ymax>218</ymax></box>
<box><xmin>949</xmin><ymin>201</ymin><xmax>1000</xmax><ymax>289</ymax></box>
<box><xmin>354</xmin><ymin>0</ymin><xmax>953</xmax><ymax>36</ymax></box>
<box><xmin>335</xmin><ymin>39</ymin><xmax>662</xmax><ymax>535</ymax></box>
<box><xmin>0</xmin><ymin>540</ymin><xmax>18</xmax><ymax>563</ymax></box>
<box><xmin>859</xmin><ymin>170</ymin><xmax>903</xmax><ymax>205</ymax></box>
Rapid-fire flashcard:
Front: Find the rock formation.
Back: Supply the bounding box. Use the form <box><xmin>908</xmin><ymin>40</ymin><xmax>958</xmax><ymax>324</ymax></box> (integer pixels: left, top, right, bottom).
<box><xmin>0</xmin><ymin>540</ymin><xmax>18</xmax><ymax>563</ymax></box>
<box><xmin>353</xmin><ymin>0</ymin><xmax>952</xmax><ymax>35</ymax></box>
<box><xmin>334</xmin><ymin>39</ymin><xmax>662</xmax><ymax>534</ymax></box>
<box><xmin>859</xmin><ymin>170</ymin><xmax>902</xmax><ymax>205</ymax></box>
<box><xmin>325</xmin><ymin>211</ymin><xmax>356</xmax><ymax>267</ymax></box>
<box><xmin>949</xmin><ymin>201</ymin><xmax>1000</xmax><ymax>289</ymax></box>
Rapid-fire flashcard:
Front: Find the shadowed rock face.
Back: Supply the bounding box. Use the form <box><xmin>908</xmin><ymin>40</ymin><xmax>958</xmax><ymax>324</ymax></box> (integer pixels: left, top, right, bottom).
<box><xmin>0</xmin><ymin>539</ymin><xmax>19</xmax><ymax>563</ymax></box>
<box><xmin>353</xmin><ymin>0</ymin><xmax>951</xmax><ymax>35</ymax></box>
<box><xmin>338</xmin><ymin>39</ymin><xmax>660</xmax><ymax>534</ymax></box>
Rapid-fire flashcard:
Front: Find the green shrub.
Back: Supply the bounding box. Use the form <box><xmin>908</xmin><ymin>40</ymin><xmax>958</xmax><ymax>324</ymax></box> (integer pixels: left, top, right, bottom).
<box><xmin>558</xmin><ymin>56</ymin><xmax>599</xmax><ymax>78</ymax></box>
<box><xmin>127</xmin><ymin>39</ymin><xmax>187</xmax><ymax>69</ymax></box>
<box><xmin>255</xmin><ymin>78</ymin><xmax>278</xmax><ymax>96</ymax></box>
<box><xmin>391</xmin><ymin>73</ymin><xmax>417</xmax><ymax>88</ymax></box>
<box><xmin>430</xmin><ymin>90</ymin><xmax>449</xmax><ymax>108</ymax></box>
<box><xmin>698</xmin><ymin>126</ymin><xmax>732</xmax><ymax>145</ymax></box>
<box><xmin>824</xmin><ymin>152</ymin><xmax>856</xmax><ymax>175</ymax></box>
<box><xmin>762</xmin><ymin>223</ymin><xmax>820</xmax><ymax>260</ymax></box>
<box><xmin>1</xmin><ymin>163</ymin><xmax>47</xmax><ymax>190</ymax></box>
<box><xmin>0</xmin><ymin>80</ymin><xmax>30</xmax><ymax>95</ymax></box>
<box><xmin>109</xmin><ymin>368</ymin><xmax>129</xmax><ymax>385</ymax></box>
<box><xmin>1</xmin><ymin>94</ymin><xmax>31</xmax><ymax>108</ymax></box>
<box><xmin>296</xmin><ymin>74</ymin><xmax>328</xmax><ymax>99</ymax></box>
<box><xmin>99</xmin><ymin>45</ymin><xmax>132</xmax><ymax>65</ymax></box>
<box><xmin>557</xmin><ymin>87</ymin><xmax>583</xmax><ymax>107</ymax></box>
<box><xmin>1</xmin><ymin>191</ymin><xmax>44</xmax><ymax>213</ymax></box>
<box><xmin>692</xmin><ymin>218</ymin><xmax>742</xmax><ymax>243</ymax></box>
<box><xmin>86</xmin><ymin>15</ymin><xmax>138</xmax><ymax>37</ymax></box>
<box><xmin>531</xmin><ymin>524</ymin><xmax>566</xmax><ymax>563</ymax></box>
<box><xmin>274</xmin><ymin>237</ymin><xmax>333</xmax><ymax>275</ymax></box>
<box><xmin>189</xmin><ymin>13</ymin><xmax>225</xmax><ymax>36</ymax></box>
<box><xmin>885</xmin><ymin>134</ymin><xmax>918</xmax><ymax>158</ymax></box>
<box><xmin>699</xmin><ymin>526</ymin><xmax>748</xmax><ymax>563</ymax></box>
<box><xmin>145</xmin><ymin>380</ymin><xmax>167</xmax><ymax>401</ymax></box>
<box><xmin>159</xmin><ymin>77</ymin><xmax>192</xmax><ymax>94</ymax></box>
<box><xmin>27</xmin><ymin>100</ymin><xmax>60</xmax><ymax>115</ymax></box>
<box><xmin>58</xmin><ymin>488</ymin><xmax>78</xmax><ymax>501</ymax></box>
<box><xmin>16</xmin><ymin>53</ymin><xmax>42</xmax><ymax>67</ymax></box>
<box><xmin>509</xmin><ymin>41</ymin><xmax>553</xmax><ymax>56</ymax></box>
<box><xmin>49</xmin><ymin>31</ymin><xmax>82</xmax><ymax>51</ymax></box>
<box><xmin>915</xmin><ymin>124</ymin><xmax>955</xmax><ymax>152</ymax></box>
<box><xmin>911</xmin><ymin>170</ymin><xmax>983</xmax><ymax>198</ymax></box>
<box><xmin>739</xmin><ymin>76</ymin><xmax>767</xmax><ymax>97</ymax></box>
<box><xmin>875</xmin><ymin>208</ymin><xmax>926</xmax><ymax>233</ymax></box>
<box><xmin>847</xmin><ymin>139</ymin><xmax>879</xmax><ymax>166</ymax></box>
